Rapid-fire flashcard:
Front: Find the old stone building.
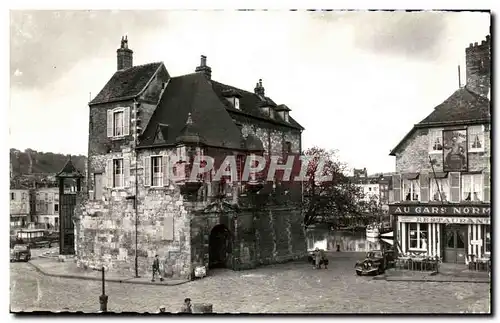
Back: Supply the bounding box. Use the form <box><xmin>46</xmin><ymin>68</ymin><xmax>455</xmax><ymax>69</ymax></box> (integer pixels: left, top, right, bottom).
<box><xmin>74</xmin><ymin>37</ymin><xmax>307</xmax><ymax>279</ymax></box>
<box><xmin>388</xmin><ymin>35</ymin><xmax>491</xmax><ymax>265</ymax></box>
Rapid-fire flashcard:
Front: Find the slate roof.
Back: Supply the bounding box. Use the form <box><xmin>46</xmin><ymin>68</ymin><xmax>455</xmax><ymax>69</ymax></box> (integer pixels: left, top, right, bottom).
<box><xmin>138</xmin><ymin>73</ymin><xmax>244</xmax><ymax>150</ymax></box>
<box><xmin>389</xmin><ymin>87</ymin><xmax>491</xmax><ymax>156</ymax></box>
<box><xmin>418</xmin><ymin>87</ymin><xmax>491</xmax><ymax>125</ymax></box>
<box><xmin>56</xmin><ymin>159</ymin><xmax>84</xmax><ymax>178</ymax></box>
<box><xmin>89</xmin><ymin>62</ymin><xmax>162</xmax><ymax>105</ymax></box>
<box><xmin>211</xmin><ymin>81</ymin><xmax>304</xmax><ymax>130</ymax></box>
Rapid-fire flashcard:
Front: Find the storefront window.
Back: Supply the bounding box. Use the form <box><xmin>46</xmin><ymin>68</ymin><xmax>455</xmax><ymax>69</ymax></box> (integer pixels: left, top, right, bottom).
<box><xmin>484</xmin><ymin>225</ymin><xmax>491</xmax><ymax>254</ymax></box>
<box><xmin>408</xmin><ymin>223</ymin><xmax>428</xmax><ymax>250</ymax></box>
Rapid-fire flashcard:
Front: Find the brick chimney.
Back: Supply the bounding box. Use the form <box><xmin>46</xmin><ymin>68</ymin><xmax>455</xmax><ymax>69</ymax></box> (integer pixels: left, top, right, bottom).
<box><xmin>117</xmin><ymin>36</ymin><xmax>133</xmax><ymax>70</ymax></box>
<box><xmin>254</xmin><ymin>79</ymin><xmax>265</xmax><ymax>96</ymax></box>
<box><xmin>195</xmin><ymin>55</ymin><xmax>212</xmax><ymax>79</ymax></box>
<box><xmin>465</xmin><ymin>35</ymin><xmax>490</xmax><ymax>98</ymax></box>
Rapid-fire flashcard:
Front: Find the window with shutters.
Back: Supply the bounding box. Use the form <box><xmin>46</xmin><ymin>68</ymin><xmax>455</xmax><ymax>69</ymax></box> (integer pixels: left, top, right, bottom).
<box><xmin>113</xmin><ymin>158</ymin><xmax>124</xmax><ymax>188</ymax></box>
<box><xmin>107</xmin><ymin>107</ymin><xmax>130</xmax><ymax>138</ymax></box>
<box><xmin>151</xmin><ymin>156</ymin><xmax>163</xmax><ymax>187</ymax></box>
<box><xmin>430</xmin><ymin>178</ymin><xmax>450</xmax><ymax>202</ymax></box>
<box><xmin>468</xmin><ymin>125</ymin><xmax>485</xmax><ymax>152</ymax></box>
<box><xmin>403</xmin><ymin>179</ymin><xmax>420</xmax><ymax>201</ymax></box>
<box><xmin>461</xmin><ymin>174</ymin><xmax>482</xmax><ymax>202</ymax></box>
<box><xmin>428</xmin><ymin>128</ymin><xmax>444</xmax><ymax>153</ymax></box>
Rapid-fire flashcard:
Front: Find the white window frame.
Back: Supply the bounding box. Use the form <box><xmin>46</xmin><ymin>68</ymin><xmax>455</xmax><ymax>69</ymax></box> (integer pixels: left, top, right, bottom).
<box><xmin>468</xmin><ymin>125</ymin><xmax>485</xmax><ymax>152</ymax></box>
<box><xmin>408</xmin><ymin>223</ymin><xmax>428</xmax><ymax>251</ymax></box>
<box><xmin>151</xmin><ymin>155</ymin><xmax>163</xmax><ymax>187</ymax></box>
<box><xmin>429</xmin><ymin>178</ymin><xmax>450</xmax><ymax>202</ymax></box>
<box><xmin>403</xmin><ymin>179</ymin><xmax>420</xmax><ymax>201</ymax></box>
<box><xmin>284</xmin><ymin>111</ymin><xmax>289</xmax><ymax>122</ymax></box>
<box><xmin>428</xmin><ymin>128</ymin><xmax>444</xmax><ymax>154</ymax></box>
<box><xmin>461</xmin><ymin>174</ymin><xmax>482</xmax><ymax>202</ymax></box>
<box><xmin>113</xmin><ymin>158</ymin><xmax>125</xmax><ymax>188</ymax></box>
<box><xmin>234</xmin><ymin>97</ymin><xmax>240</xmax><ymax>110</ymax></box>
<box><xmin>177</xmin><ymin>146</ymin><xmax>187</xmax><ymax>162</ymax></box>
<box><xmin>113</xmin><ymin>109</ymin><xmax>125</xmax><ymax>137</ymax></box>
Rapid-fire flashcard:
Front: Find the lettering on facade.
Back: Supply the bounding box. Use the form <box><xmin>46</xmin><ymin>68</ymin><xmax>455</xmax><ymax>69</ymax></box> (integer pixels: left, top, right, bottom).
<box><xmin>398</xmin><ymin>216</ymin><xmax>490</xmax><ymax>225</ymax></box>
<box><xmin>390</xmin><ymin>205</ymin><xmax>490</xmax><ymax>216</ymax></box>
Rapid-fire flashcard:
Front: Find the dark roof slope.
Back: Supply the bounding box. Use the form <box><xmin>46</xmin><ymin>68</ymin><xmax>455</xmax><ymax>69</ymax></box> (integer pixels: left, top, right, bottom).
<box><xmin>139</xmin><ymin>73</ymin><xmax>243</xmax><ymax>149</ymax></box>
<box><xmin>418</xmin><ymin>87</ymin><xmax>491</xmax><ymax>125</ymax></box>
<box><xmin>56</xmin><ymin>158</ymin><xmax>84</xmax><ymax>178</ymax></box>
<box><xmin>89</xmin><ymin>62</ymin><xmax>162</xmax><ymax>105</ymax></box>
<box><xmin>211</xmin><ymin>81</ymin><xmax>304</xmax><ymax>130</ymax></box>
<box><xmin>390</xmin><ymin>87</ymin><xmax>491</xmax><ymax>156</ymax></box>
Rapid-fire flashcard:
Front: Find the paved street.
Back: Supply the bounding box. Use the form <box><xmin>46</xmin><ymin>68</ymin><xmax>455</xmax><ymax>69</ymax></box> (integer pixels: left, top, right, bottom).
<box><xmin>10</xmin><ymin>253</ymin><xmax>490</xmax><ymax>313</ymax></box>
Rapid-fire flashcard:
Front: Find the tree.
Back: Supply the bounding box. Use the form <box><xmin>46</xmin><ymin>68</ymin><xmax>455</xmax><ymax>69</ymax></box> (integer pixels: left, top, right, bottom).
<box><xmin>301</xmin><ymin>147</ymin><xmax>364</xmax><ymax>227</ymax></box>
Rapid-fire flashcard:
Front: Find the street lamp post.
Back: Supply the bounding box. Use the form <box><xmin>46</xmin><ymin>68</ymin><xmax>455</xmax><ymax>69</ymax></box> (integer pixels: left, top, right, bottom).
<box><xmin>93</xmin><ymin>266</ymin><xmax>108</xmax><ymax>312</ymax></box>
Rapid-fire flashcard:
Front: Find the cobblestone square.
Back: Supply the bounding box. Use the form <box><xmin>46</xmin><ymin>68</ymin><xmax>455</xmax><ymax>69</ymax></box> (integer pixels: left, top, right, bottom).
<box><xmin>10</xmin><ymin>253</ymin><xmax>490</xmax><ymax>314</ymax></box>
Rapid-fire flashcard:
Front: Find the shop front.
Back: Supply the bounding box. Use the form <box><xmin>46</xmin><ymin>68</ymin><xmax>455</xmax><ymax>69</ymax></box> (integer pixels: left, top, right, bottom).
<box><xmin>390</xmin><ymin>204</ymin><xmax>491</xmax><ymax>264</ymax></box>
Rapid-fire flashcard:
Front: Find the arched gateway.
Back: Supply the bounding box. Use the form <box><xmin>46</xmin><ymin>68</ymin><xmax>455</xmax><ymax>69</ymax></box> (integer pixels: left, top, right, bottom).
<box><xmin>209</xmin><ymin>224</ymin><xmax>231</xmax><ymax>269</ymax></box>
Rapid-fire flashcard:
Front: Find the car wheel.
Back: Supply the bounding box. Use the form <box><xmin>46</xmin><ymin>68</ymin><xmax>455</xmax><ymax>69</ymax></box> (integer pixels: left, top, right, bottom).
<box><xmin>356</xmin><ymin>271</ymin><xmax>362</xmax><ymax>276</ymax></box>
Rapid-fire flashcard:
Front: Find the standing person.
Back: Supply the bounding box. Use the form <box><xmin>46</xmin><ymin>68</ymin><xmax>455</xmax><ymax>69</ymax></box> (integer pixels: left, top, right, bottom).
<box><xmin>314</xmin><ymin>248</ymin><xmax>321</xmax><ymax>269</ymax></box>
<box><xmin>319</xmin><ymin>249</ymin><xmax>328</xmax><ymax>269</ymax></box>
<box><xmin>180</xmin><ymin>298</ymin><xmax>192</xmax><ymax>313</ymax></box>
<box><xmin>152</xmin><ymin>255</ymin><xmax>160</xmax><ymax>282</ymax></box>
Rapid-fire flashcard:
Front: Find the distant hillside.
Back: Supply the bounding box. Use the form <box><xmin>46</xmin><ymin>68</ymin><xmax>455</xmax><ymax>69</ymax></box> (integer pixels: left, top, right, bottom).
<box><xmin>10</xmin><ymin>148</ymin><xmax>87</xmax><ymax>177</ymax></box>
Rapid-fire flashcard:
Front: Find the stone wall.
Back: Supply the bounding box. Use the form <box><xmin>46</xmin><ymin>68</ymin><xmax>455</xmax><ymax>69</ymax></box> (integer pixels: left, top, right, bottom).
<box><xmin>75</xmin><ymin>147</ymin><xmax>192</xmax><ymax>279</ymax></box>
<box><xmin>395</xmin><ymin>126</ymin><xmax>491</xmax><ymax>173</ymax></box>
<box><xmin>465</xmin><ymin>36</ymin><xmax>491</xmax><ymax>98</ymax></box>
<box><xmin>231</xmin><ymin>114</ymin><xmax>302</xmax><ymax>156</ymax></box>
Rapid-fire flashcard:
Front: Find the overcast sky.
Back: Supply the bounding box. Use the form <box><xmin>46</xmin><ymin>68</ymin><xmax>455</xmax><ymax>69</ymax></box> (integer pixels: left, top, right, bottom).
<box><xmin>9</xmin><ymin>10</ymin><xmax>490</xmax><ymax>174</ymax></box>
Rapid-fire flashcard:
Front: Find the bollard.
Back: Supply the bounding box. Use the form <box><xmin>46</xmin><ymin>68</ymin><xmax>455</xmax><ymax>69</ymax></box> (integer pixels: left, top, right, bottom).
<box><xmin>192</xmin><ymin>303</ymin><xmax>213</xmax><ymax>313</ymax></box>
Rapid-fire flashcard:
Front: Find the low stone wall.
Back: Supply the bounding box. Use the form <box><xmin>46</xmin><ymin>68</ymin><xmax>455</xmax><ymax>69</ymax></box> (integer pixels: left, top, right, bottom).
<box><xmin>74</xmin><ymin>188</ymin><xmax>192</xmax><ymax>280</ymax></box>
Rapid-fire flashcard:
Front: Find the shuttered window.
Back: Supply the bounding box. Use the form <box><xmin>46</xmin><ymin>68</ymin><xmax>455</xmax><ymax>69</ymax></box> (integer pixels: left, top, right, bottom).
<box><xmin>107</xmin><ymin>107</ymin><xmax>130</xmax><ymax>138</ymax></box>
<box><xmin>449</xmin><ymin>172</ymin><xmax>461</xmax><ymax>203</ymax></box>
<box><xmin>461</xmin><ymin>174</ymin><xmax>482</xmax><ymax>202</ymax></box>
<box><xmin>106</xmin><ymin>158</ymin><xmax>129</xmax><ymax>188</ymax></box>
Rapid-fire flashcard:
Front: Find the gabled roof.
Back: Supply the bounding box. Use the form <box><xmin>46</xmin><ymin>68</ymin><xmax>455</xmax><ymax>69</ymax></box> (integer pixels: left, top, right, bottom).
<box><xmin>389</xmin><ymin>87</ymin><xmax>491</xmax><ymax>156</ymax></box>
<box><xmin>89</xmin><ymin>62</ymin><xmax>162</xmax><ymax>105</ymax></box>
<box><xmin>56</xmin><ymin>158</ymin><xmax>84</xmax><ymax>178</ymax></box>
<box><xmin>138</xmin><ymin>73</ymin><xmax>243</xmax><ymax>150</ymax></box>
<box><xmin>211</xmin><ymin>81</ymin><xmax>304</xmax><ymax>130</ymax></box>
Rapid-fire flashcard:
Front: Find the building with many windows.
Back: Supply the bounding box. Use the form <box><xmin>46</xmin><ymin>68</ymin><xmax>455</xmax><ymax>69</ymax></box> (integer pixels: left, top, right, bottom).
<box><xmin>10</xmin><ymin>189</ymin><xmax>30</xmax><ymax>228</ymax></box>
<box><xmin>74</xmin><ymin>37</ymin><xmax>306</xmax><ymax>279</ymax></box>
<box><xmin>388</xmin><ymin>35</ymin><xmax>491</xmax><ymax>264</ymax></box>
<box><xmin>34</xmin><ymin>187</ymin><xmax>60</xmax><ymax>230</ymax></box>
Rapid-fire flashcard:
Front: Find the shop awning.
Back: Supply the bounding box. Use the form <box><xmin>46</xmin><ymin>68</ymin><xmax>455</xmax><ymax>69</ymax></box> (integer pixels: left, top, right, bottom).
<box><xmin>432</xmin><ymin>172</ymin><xmax>448</xmax><ymax>178</ymax></box>
<box><xmin>403</xmin><ymin>173</ymin><xmax>419</xmax><ymax>180</ymax></box>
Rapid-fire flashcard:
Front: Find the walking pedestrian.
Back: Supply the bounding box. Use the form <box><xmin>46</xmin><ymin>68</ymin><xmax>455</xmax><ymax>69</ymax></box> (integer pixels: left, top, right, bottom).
<box><xmin>152</xmin><ymin>255</ymin><xmax>160</xmax><ymax>282</ymax></box>
<box><xmin>180</xmin><ymin>298</ymin><xmax>192</xmax><ymax>313</ymax></box>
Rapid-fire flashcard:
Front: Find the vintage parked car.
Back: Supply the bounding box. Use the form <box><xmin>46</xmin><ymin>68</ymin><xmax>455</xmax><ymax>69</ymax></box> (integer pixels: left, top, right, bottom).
<box><xmin>10</xmin><ymin>244</ymin><xmax>31</xmax><ymax>262</ymax></box>
<box><xmin>355</xmin><ymin>249</ymin><xmax>394</xmax><ymax>276</ymax></box>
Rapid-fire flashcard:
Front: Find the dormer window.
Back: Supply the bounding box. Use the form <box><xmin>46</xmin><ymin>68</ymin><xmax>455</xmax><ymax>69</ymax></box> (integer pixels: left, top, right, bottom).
<box><xmin>222</xmin><ymin>88</ymin><xmax>242</xmax><ymax>110</ymax></box>
<box><xmin>225</xmin><ymin>97</ymin><xmax>240</xmax><ymax>110</ymax></box>
<box><xmin>275</xmin><ymin>104</ymin><xmax>291</xmax><ymax>123</ymax></box>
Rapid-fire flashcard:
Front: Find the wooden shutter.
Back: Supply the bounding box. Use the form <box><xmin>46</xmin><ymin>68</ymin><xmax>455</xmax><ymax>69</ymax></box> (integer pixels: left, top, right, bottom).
<box><xmin>123</xmin><ymin>106</ymin><xmax>130</xmax><ymax>136</ymax></box>
<box><xmin>420</xmin><ymin>173</ymin><xmax>429</xmax><ymax>203</ymax></box>
<box><xmin>449</xmin><ymin>172</ymin><xmax>461</xmax><ymax>203</ymax></box>
<box><xmin>483</xmin><ymin>171</ymin><xmax>490</xmax><ymax>202</ymax></box>
<box><xmin>162</xmin><ymin>154</ymin><xmax>169</xmax><ymax>186</ymax></box>
<box><xmin>107</xmin><ymin>110</ymin><xmax>113</xmax><ymax>137</ymax></box>
<box><xmin>392</xmin><ymin>174</ymin><xmax>401</xmax><ymax>202</ymax></box>
<box><xmin>123</xmin><ymin>157</ymin><xmax>130</xmax><ymax>187</ymax></box>
<box><xmin>144</xmin><ymin>156</ymin><xmax>151</xmax><ymax>186</ymax></box>
<box><xmin>106</xmin><ymin>159</ymin><xmax>113</xmax><ymax>188</ymax></box>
